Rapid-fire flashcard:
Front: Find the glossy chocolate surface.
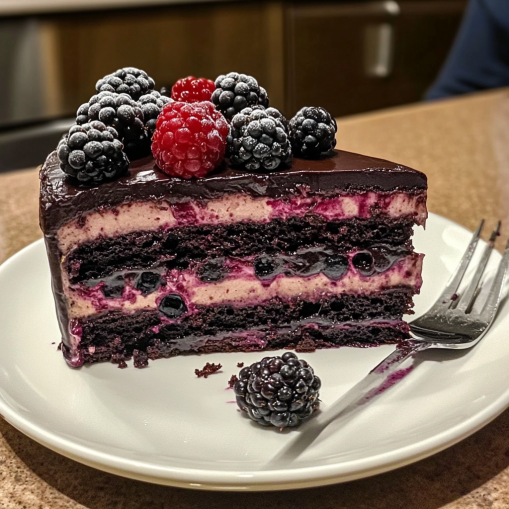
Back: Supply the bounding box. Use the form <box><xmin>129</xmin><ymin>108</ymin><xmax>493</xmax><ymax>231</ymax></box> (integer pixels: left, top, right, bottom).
<box><xmin>39</xmin><ymin>149</ymin><xmax>427</xmax><ymax>235</ymax></box>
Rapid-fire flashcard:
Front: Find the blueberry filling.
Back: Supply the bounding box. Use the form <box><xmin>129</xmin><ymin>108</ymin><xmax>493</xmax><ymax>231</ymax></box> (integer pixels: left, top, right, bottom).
<box><xmin>197</xmin><ymin>257</ymin><xmax>228</xmax><ymax>282</ymax></box>
<box><xmin>322</xmin><ymin>254</ymin><xmax>349</xmax><ymax>280</ymax></box>
<box><xmin>159</xmin><ymin>293</ymin><xmax>187</xmax><ymax>318</ymax></box>
<box><xmin>101</xmin><ymin>274</ymin><xmax>125</xmax><ymax>298</ymax></box>
<box><xmin>135</xmin><ymin>271</ymin><xmax>161</xmax><ymax>295</ymax></box>
<box><xmin>254</xmin><ymin>255</ymin><xmax>285</xmax><ymax>279</ymax></box>
<box><xmin>292</xmin><ymin>250</ymin><xmax>324</xmax><ymax>277</ymax></box>
<box><xmin>253</xmin><ymin>246</ymin><xmax>404</xmax><ymax>281</ymax></box>
<box><xmin>352</xmin><ymin>251</ymin><xmax>374</xmax><ymax>276</ymax></box>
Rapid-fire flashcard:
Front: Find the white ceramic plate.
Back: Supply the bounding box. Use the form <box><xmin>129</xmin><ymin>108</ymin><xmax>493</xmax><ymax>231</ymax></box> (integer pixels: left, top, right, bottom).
<box><xmin>0</xmin><ymin>213</ymin><xmax>507</xmax><ymax>491</ymax></box>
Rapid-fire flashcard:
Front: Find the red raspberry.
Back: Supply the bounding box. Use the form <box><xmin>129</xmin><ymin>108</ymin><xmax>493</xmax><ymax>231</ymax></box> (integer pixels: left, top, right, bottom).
<box><xmin>151</xmin><ymin>101</ymin><xmax>229</xmax><ymax>179</ymax></box>
<box><xmin>171</xmin><ymin>76</ymin><xmax>216</xmax><ymax>103</ymax></box>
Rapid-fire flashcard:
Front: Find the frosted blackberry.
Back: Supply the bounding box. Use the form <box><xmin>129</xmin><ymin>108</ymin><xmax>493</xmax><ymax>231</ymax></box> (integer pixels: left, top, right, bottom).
<box><xmin>234</xmin><ymin>352</ymin><xmax>320</xmax><ymax>429</ymax></box>
<box><xmin>289</xmin><ymin>107</ymin><xmax>337</xmax><ymax>158</ymax></box>
<box><xmin>76</xmin><ymin>91</ymin><xmax>149</xmax><ymax>160</ymax></box>
<box><xmin>57</xmin><ymin>121</ymin><xmax>129</xmax><ymax>186</ymax></box>
<box><xmin>227</xmin><ymin>106</ymin><xmax>291</xmax><ymax>171</ymax></box>
<box><xmin>138</xmin><ymin>91</ymin><xmax>172</xmax><ymax>139</ymax></box>
<box><xmin>95</xmin><ymin>67</ymin><xmax>155</xmax><ymax>101</ymax></box>
<box><xmin>211</xmin><ymin>72</ymin><xmax>269</xmax><ymax>120</ymax></box>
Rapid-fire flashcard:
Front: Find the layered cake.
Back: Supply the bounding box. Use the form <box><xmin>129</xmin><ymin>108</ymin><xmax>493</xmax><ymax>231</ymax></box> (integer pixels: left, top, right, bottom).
<box><xmin>39</xmin><ymin>68</ymin><xmax>426</xmax><ymax>368</ymax></box>
<box><xmin>40</xmin><ymin>149</ymin><xmax>426</xmax><ymax>368</ymax></box>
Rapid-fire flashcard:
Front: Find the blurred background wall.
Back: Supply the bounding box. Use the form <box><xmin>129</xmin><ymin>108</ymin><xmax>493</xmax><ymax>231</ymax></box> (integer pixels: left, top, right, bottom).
<box><xmin>0</xmin><ymin>0</ymin><xmax>467</xmax><ymax>170</ymax></box>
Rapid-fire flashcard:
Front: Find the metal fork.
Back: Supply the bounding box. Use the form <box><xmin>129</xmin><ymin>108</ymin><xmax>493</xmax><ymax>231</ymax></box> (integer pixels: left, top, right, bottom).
<box><xmin>273</xmin><ymin>221</ymin><xmax>509</xmax><ymax>461</ymax></box>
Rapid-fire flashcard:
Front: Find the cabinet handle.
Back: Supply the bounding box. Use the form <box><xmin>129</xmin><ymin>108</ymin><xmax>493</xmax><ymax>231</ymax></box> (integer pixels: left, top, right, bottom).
<box><xmin>364</xmin><ymin>22</ymin><xmax>395</xmax><ymax>78</ymax></box>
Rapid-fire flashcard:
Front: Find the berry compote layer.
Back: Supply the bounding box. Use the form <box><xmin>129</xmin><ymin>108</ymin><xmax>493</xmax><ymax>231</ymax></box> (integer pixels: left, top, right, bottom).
<box><xmin>40</xmin><ymin>149</ymin><xmax>427</xmax><ymax>368</ymax></box>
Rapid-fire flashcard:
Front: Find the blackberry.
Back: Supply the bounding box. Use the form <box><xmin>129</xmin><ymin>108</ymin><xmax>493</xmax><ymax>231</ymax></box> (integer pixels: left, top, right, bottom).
<box><xmin>289</xmin><ymin>107</ymin><xmax>337</xmax><ymax>158</ymax></box>
<box><xmin>211</xmin><ymin>72</ymin><xmax>269</xmax><ymax>120</ymax></box>
<box><xmin>227</xmin><ymin>107</ymin><xmax>291</xmax><ymax>171</ymax></box>
<box><xmin>76</xmin><ymin>91</ymin><xmax>149</xmax><ymax>160</ymax></box>
<box><xmin>138</xmin><ymin>91</ymin><xmax>172</xmax><ymax>139</ymax></box>
<box><xmin>57</xmin><ymin>121</ymin><xmax>129</xmax><ymax>186</ymax></box>
<box><xmin>95</xmin><ymin>67</ymin><xmax>155</xmax><ymax>101</ymax></box>
<box><xmin>234</xmin><ymin>352</ymin><xmax>321</xmax><ymax>429</ymax></box>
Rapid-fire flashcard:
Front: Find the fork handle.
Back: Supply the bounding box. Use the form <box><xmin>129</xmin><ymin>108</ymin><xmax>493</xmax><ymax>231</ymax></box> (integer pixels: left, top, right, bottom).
<box><xmin>313</xmin><ymin>341</ymin><xmax>430</xmax><ymax>428</ymax></box>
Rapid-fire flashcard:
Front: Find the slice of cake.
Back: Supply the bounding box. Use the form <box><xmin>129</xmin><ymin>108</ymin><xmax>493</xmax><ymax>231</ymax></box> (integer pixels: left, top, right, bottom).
<box><xmin>40</xmin><ymin>148</ymin><xmax>427</xmax><ymax>368</ymax></box>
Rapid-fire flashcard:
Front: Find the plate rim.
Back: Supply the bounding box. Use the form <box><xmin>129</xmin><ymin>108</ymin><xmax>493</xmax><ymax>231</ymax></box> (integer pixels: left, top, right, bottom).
<box><xmin>0</xmin><ymin>212</ymin><xmax>508</xmax><ymax>491</ymax></box>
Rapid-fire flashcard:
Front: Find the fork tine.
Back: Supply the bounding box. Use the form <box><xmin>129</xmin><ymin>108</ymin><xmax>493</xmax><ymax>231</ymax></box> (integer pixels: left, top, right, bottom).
<box><xmin>457</xmin><ymin>221</ymin><xmax>501</xmax><ymax>312</ymax></box>
<box><xmin>480</xmin><ymin>237</ymin><xmax>509</xmax><ymax>322</ymax></box>
<box><xmin>433</xmin><ymin>220</ymin><xmax>484</xmax><ymax>306</ymax></box>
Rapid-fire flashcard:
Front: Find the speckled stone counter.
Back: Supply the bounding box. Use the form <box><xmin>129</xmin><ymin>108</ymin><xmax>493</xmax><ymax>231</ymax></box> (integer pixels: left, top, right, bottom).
<box><xmin>2</xmin><ymin>89</ymin><xmax>509</xmax><ymax>508</ymax></box>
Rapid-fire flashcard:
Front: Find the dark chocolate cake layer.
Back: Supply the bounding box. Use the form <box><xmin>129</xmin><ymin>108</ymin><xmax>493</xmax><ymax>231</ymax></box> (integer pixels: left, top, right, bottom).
<box><xmin>66</xmin><ymin>216</ymin><xmax>415</xmax><ymax>282</ymax></box>
<box><xmin>72</xmin><ymin>290</ymin><xmax>414</xmax><ymax>366</ymax></box>
<box><xmin>40</xmin><ymin>149</ymin><xmax>427</xmax><ymax>235</ymax></box>
<box><xmin>79</xmin><ymin>324</ymin><xmax>409</xmax><ymax>368</ymax></box>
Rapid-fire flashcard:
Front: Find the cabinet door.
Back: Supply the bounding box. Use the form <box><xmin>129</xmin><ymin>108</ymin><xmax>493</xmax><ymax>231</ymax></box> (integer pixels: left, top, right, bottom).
<box><xmin>284</xmin><ymin>1</ymin><xmax>467</xmax><ymax>117</ymax></box>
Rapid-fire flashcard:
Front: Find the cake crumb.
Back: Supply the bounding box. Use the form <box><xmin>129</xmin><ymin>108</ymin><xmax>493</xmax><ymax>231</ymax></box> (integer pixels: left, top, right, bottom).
<box><xmin>228</xmin><ymin>374</ymin><xmax>239</xmax><ymax>388</ymax></box>
<box><xmin>295</xmin><ymin>338</ymin><xmax>317</xmax><ymax>353</ymax></box>
<box><xmin>133</xmin><ymin>349</ymin><xmax>149</xmax><ymax>368</ymax></box>
<box><xmin>195</xmin><ymin>362</ymin><xmax>222</xmax><ymax>378</ymax></box>
<box><xmin>236</xmin><ymin>362</ymin><xmax>244</xmax><ymax>368</ymax></box>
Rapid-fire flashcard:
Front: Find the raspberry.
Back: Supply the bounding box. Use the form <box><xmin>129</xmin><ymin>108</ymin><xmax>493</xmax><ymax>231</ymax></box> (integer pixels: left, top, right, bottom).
<box><xmin>171</xmin><ymin>76</ymin><xmax>216</xmax><ymax>103</ymax></box>
<box><xmin>289</xmin><ymin>106</ymin><xmax>337</xmax><ymax>158</ymax></box>
<box><xmin>57</xmin><ymin>121</ymin><xmax>129</xmax><ymax>186</ymax></box>
<box><xmin>212</xmin><ymin>72</ymin><xmax>269</xmax><ymax>120</ymax></box>
<box><xmin>234</xmin><ymin>352</ymin><xmax>321</xmax><ymax>429</ymax></box>
<box><xmin>95</xmin><ymin>67</ymin><xmax>155</xmax><ymax>101</ymax></box>
<box><xmin>151</xmin><ymin>101</ymin><xmax>229</xmax><ymax>179</ymax></box>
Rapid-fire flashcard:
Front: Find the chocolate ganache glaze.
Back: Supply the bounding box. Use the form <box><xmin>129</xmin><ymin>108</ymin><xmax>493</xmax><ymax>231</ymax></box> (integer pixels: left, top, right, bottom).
<box><xmin>40</xmin><ymin>149</ymin><xmax>427</xmax><ymax>235</ymax></box>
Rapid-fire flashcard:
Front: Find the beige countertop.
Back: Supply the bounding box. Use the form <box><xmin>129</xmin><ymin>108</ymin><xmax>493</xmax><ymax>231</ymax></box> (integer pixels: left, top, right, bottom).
<box><xmin>1</xmin><ymin>88</ymin><xmax>509</xmax><ymax>508</ymax></box>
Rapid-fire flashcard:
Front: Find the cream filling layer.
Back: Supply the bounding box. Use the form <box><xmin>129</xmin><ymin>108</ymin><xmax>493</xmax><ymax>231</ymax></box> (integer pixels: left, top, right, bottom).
<box><xmin>57</xmin><ymin>191</ymin><xmax>427</xmax><ymax>254</ymax></box>
<box><xmin>63</xmin><ymin>253</ymin><xmax>423</xmax><ymax>319</ymax></box>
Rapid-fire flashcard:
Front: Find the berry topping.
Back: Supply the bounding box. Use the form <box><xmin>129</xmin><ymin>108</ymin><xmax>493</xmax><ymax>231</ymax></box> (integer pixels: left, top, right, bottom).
<box><xmin>212</xmin><ymin>72</ymin><xmax>269</xmax><ymax>120</ymax></box>
<box><xmin>57</xmin><ymin>121</ymin><xmax>129</xmax><ymax>186</ymax></box>
<box><xmin>227</xmin><ymin>106</ymin><xmax>291</xmax><ymax>171</ymax></box>
<box><xmin>158</xmin><ymin>293</ymin><xmax>187</xmax><ymax>318</ymax></box>
<box><xmin>135</xmin><ymin>271</ymin><xmax>161</xmax><ymax>295</ymax></box>
<box><xmin>234</xmin><ymin>352</ymin><xmax>321</xmax><ymax>429</ymax></box>
<box><xmin>171</xmin><ymin>76</ymin><xmax>216</xmax><ymax>103</ymax></box>
<box><xmin>138</xmin><ymin>91</ymin><xmax>172</xmax><ymax>139</ymax></box>
<box><xmin>289</xmin><ymin>106</ymin><xmax>337</xmax><ymax>158</ymax></box>
<box><xmin>151</xmin><ymin>101</ymin><xmax>229</xmax><ymax>179</ymax></box>
<box><xmin>76</xmin><ymin>91</ymin><xmax>149</xmax><ymax>160</ymax></box>
<box><xmin>95</xmin><ymin>67</ymin><xmax>155</xmax><ymax>100</ymax></box>
<box><xmin>197</xmin><ymin>257</ymin><xmax>228</xmax><ymax>282</ymax></box>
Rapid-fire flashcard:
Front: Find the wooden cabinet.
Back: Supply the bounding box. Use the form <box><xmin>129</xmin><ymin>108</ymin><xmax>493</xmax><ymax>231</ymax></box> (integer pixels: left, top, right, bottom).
<box><xmin>4</xmin><ymin>0</ymin><xmax>466</xmax><ymax>125</ymax></box>
<box><xmin>284</xmin><ymin>1</ymin><xmax>467</xmax><ymax>117</ymax></box>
